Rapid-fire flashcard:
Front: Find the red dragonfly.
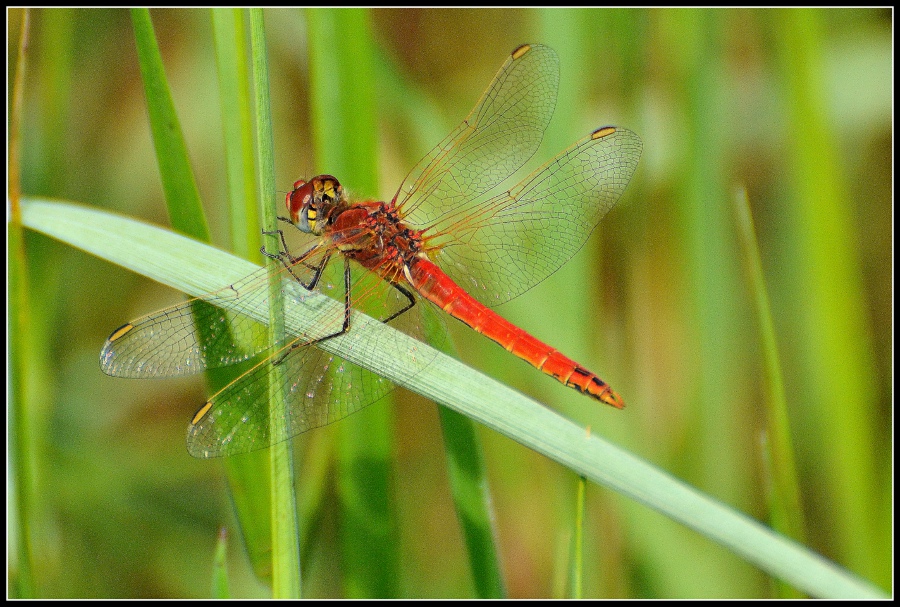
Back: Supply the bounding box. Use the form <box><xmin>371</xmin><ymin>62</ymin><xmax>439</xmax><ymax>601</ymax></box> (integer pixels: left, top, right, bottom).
<box><xmin>100</xmin><ymin>44</ymin><xmax>642</xmax><ymax>458</ymax></box>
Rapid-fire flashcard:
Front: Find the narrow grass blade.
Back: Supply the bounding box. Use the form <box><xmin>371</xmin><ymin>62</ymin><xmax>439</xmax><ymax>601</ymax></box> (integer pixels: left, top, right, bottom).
<box><xmin>437</xmin><ymin>406</ymin><xmax>507</xmax><ymax>598</ymax></box>
<box><xmin>733</xmin><ymin>186</ymin><xmax>806</xmax><ymax>598</ymax></box>
<box><xmin>568</xmin><ymin>475</ymin><xmax>587</xmax><ymax>598</ymax></box>
<box><xmin>212</xmin><ymin>8</ymin><xmax>260</xmax><ymax>260</ymax></box>
<box><xmin>132</xmin><ymin>8</ymin><xmax>279</xmax><ymax>587</ymax></box>
<box><xmin>250</xmin><ymin>8</ymin><xmax>302</xmax><ymax>598</ymax></box>
<box><xmin>212</xmin><ymin>527</ymin><xmax>231</xmax><ymax>598</ymax></box>
<box><xmin>130</xmin><ymin>8</ymin><xmax>210</xmax><ymax>241</ymax></box>
<box><xmin>8</xmin><ymin>8</ymin><xmax>36</xmax><ymax>598</ymax></box>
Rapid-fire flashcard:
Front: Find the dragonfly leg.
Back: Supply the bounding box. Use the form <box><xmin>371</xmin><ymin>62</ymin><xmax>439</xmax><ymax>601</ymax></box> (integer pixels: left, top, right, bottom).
<box><xmin>383</xmin><ymin>282</ymin><xmax>416</xmax><ymax>323</ymax></box>
<box><xmin>261</xmin><ymin>226</ymin><xmax>293</xmax><ymax>261</ymax></box>
<box><xmin>260</xmin><ymin>226</ymin><xmax>317</xmax><ymax>268</ymax></box>
<box><xmin>261</xmin><ymin>239</ymin><xmax>331</xmax><ymax>290</ymax></box>
<box><xmin>302</xmin><ymin>249</ymin><xmax>333</xmax><ymax>291</ymax></box>
<box><xmin>271</xmin><ymin>256</ymin><xmax>352</xmax><ymax>366</ymax></box>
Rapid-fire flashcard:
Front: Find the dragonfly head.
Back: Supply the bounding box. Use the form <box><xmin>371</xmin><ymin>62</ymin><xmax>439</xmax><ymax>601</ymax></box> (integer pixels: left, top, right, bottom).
<box><xmin>286</xmin><ymin>175</ymin><xmax>345</xmax><ymax>235</ymax></box>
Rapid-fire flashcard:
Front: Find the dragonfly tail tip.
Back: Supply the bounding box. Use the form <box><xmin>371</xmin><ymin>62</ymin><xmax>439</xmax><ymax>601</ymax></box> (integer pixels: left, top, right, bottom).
<box><xmin>595</xmin><ymin>383</ymin><xmax>626</xmax><ymax>409</ymax></box>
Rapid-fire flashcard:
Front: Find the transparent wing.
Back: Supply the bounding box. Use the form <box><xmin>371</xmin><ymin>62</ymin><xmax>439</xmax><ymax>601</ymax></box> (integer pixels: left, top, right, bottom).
<box><xmin>425</xmin><ymin>127</ymin><xmax>643</xmax><ymax>306</ymax></box>
<box><xmin>99</xmin><ymin>243</ymin><xmax>332</xmax><ymax>378</ymax></box>
<box><xmin>396</xmin><ymin>44</ymin><xmax>559</xmax><ymax>226</ymax></box>
<box><xmin>184</xmin><ymin>338</ymin><xmax>390</xmax><ymax>458</ymax></box>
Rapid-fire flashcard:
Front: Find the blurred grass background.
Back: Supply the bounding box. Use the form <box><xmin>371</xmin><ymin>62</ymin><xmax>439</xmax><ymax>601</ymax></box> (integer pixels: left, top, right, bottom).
<box><xmin>7</xmin><ymin>7</ymin><xmax>891</xmax><ymax>598</ymax></box>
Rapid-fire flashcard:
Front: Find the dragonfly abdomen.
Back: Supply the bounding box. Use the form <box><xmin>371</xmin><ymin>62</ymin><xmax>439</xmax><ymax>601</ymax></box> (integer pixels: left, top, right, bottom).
<box><xmin>408</xmin><ymin>258</ymin><xmax>624</xmax><ymax>408</ymax></box>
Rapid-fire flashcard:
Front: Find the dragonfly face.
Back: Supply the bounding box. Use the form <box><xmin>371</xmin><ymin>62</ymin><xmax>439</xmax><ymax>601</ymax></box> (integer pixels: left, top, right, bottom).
<box><xmin>286</xmin><ymin>174</ymin><xmax>346</xmax><ymax>235</ymax></box>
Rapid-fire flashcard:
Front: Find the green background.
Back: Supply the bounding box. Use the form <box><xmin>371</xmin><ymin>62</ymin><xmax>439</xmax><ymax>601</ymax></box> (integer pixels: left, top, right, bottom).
<box><xmin>8</xmin><ymin>7</ymin><xmax>892</xmax><ymax>598</ymax></box>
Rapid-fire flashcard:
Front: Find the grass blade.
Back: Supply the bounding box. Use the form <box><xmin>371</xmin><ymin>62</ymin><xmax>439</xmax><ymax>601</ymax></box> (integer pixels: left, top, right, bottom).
<box><xmin>130</xmin><ymin>8</ymin><xmax>210</xmax><ymax>241</ymax></box>
<box><xmin>20</xmin><ymin>197</ymin><xmax>887</xmax><ymax>600</ymax></box>
<box><xmin>732</xmin><ymin>186</ymin><xmax>806</xmax><ymax>598</ymax></box>
<box><xmin>771</xmin><ymin>9</ymin><xmax>883</xmax><ymax>585</ymax></box>
<box><xmin>9</xmin><ymin>8</ymin><xmax>36</xmax><ymax>598</ymax></box>
<box><xmin>209</xmin><ymin>8</ymin><xmax>276</xmax><ymax>583</ymax></box>
<box><xmin>250</xmin><ymin>8</ymin><xmax>302</xmax><ymax>598</ymax></box>
<box><xmin>212</xmin><ymin>9</ymin><xmax>260</xmax><ymax>259</ymax></box>
<box><xmin>212</xmin><ymin>527</ymin><xmax>231</xmax><ymax>598</ymax></box>
<box><xmin>133</xmin><ymin>8</ymin><xmax>283</xmax><ymax>588</ymax></box>
<box><xmin>568</xmin><ymin>475</ymin><xmax>587</xmax><ymax>598</ymax></box>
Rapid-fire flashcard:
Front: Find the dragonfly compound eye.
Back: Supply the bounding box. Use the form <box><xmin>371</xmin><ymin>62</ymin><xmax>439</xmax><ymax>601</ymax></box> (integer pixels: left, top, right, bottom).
<box><xmin>287</xmin><ymin>180</ymin><xmax>315</xmax><ymax>230</ymax></box>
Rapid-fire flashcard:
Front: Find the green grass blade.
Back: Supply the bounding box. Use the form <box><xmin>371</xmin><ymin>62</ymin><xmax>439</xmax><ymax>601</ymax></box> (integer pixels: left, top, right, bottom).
<box><xmin>567</xmin><ymin>475</ymin><xmax>587</xmax><ymax>598</ymax></box>
<box><xmin>732</xmin><ymin>186</ymin><xmax>806</xmax><ymax>598</ymax></box>
<box><xmin>212</xmin><ymin>527</ymin><xmax>231</xmax><ymax>598</ymax></box>
<box><xmin>130</xmin><ymin>8</ymin><xmax>210</xmax><ymax>240</ymax></box>
<box><xmin>210</xmin><ymin>8</ymin><xmax>274</xmax><ymax>584</ymax></box>
<box><xmin>133</xmin><ymin>8</ymin><xmax>280</xmax><ymax>587</ymax></box>
<box><xmin>437</xmin><ymin>406</ymin><xmax>507</xmax><ymax>598</ymax></box>
<box><xmin>770</xmin><ymin>9</ymin><xmax>884</xmax><ymax>587</ymax></box>
<box><xmin>212</xmin><ymin>8</ymin><xmax>260</xmax><ymax>259</ymax></box>
<box><xmin>306</xmin><ymin>8</ymin><xmax>379</xmax><ymax>188</ymax></box>
<box><xmin>250</xmin><ymin>8</ymin><xmax>302</xmax><ymax>598</ymax></box>
<box><xmin>8</xmin><ymin>8</ymin><xmax>36</xmax><ymax>598</ymax></box>
<box><xmin>20</xmin><ymin>197</ymin><xmax>888</xmax><ymax>600</ymax></box>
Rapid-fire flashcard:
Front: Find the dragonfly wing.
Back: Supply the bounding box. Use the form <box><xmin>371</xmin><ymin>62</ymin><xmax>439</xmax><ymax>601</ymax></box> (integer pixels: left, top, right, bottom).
<box><xmin>430</xmin><ymin>127</ymin><xmax>643</xmax><ymax>306</ymax></box>
<box><xmin>185</xmin><ymin>340</ymin><xmax>394</xmax><ymax>457</ymax></box>
<box><xmin>397</xmin><ymin>44</ymin><xmax>559</xmax><ymax>226</ymax></box>
<box><xmin>99</xmin><ymin>244</ymin><xmax>332</xmax><ymax>378</ymax></box>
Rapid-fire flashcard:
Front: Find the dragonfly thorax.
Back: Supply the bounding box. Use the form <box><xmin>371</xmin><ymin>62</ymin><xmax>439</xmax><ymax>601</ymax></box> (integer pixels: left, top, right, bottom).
<box><xmin>328</xmin><ymin>200</ymin><xmax>428</xmax><ymax>282</ymax></box>
<box><xmin>286</xmin><ymin>174</ymin><xmax>346</xmax><ymax>235</ymax></box>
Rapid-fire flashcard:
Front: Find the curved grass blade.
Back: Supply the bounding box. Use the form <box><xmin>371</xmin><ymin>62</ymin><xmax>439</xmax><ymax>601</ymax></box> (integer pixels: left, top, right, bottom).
<box><xmin>21</xmin><ymin>197</ymin><xmax>887</xmax><ymax>599</ymax></box>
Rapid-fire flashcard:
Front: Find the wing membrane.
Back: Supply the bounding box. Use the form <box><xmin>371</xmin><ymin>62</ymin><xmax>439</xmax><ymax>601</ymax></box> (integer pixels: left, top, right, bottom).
<box><xmin>185</xmin><ymin>337</ymin><xmax>395</xmax><ymax>457</ymax></box>
<box><xmin>100</xmin><ymin>240</ymin><xmax>348</xmax><ymax>378</ymax></box>
<box><xmin>397</xmin><ymin>44</ymin><xmax>560</xmax><ymax>227</ymax></box>
<box><xmin>428</xmin><ymin>127</ymin><xmax>642</xmax><ymax>306</ymax></box>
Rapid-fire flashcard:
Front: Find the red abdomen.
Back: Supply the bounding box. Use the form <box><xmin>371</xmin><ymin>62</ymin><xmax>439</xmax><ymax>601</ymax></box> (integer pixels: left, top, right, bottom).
<box><xmin>407</xmin><ymin>258</ymin><xmax>624</xmax><ymax>408</ymax></box>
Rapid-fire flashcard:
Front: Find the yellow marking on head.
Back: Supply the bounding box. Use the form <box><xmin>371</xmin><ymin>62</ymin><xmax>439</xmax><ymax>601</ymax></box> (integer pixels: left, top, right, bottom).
<box><xmin>592</xmin><ymin>126</ymin><xmax>616</xmax><ymax>139</ymax></box>
<box><xmin>512</xmin><ymin>44</ymin><xmax>531</xmax><ymax>60</ymax></box>
<box><xmin>191</xmin><ymin>402</ymin><xmax>214</xmax><ymax>425</ymax></box>
<box><xmin>108</xmin><ymin>323</ymin><xmax>135</xmax><ymax>342</ymax></box>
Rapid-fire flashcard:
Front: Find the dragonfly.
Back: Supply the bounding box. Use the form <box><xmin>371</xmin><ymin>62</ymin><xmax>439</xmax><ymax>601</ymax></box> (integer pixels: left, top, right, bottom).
<box><xmin>100</xmin><ymin>43</ymin><xmax>642</xmax><ymax>458</ymax></box>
